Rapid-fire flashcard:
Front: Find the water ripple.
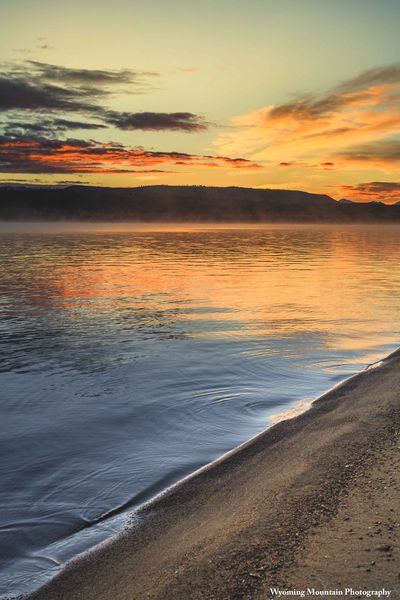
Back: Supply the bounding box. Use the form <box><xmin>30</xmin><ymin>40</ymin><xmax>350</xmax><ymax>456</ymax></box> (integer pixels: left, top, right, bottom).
<box><xmin>1</xmin><ymin>224</ymin><xmax>400</xmax><ymax>595</ymax></box>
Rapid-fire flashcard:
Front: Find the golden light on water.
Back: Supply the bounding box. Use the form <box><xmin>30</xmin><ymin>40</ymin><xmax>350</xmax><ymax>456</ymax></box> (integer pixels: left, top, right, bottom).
<box><xmin>14</xmin><ymin>224</ymin><xmax>400</xmax><ymax>364</ymax></box>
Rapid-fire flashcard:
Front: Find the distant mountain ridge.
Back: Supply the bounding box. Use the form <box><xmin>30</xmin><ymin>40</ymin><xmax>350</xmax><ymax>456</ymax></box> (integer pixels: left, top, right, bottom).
<box><xmin>1</xmin><ymin>185</ymin><xmax>400</xmax><ymax>222</ymax></box>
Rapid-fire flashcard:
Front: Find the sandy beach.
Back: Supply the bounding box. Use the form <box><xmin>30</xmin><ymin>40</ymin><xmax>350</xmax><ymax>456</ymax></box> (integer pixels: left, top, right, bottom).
<box><xmin>24</xmin><ymin>349</ymin><xmax>400</xmax><ymax>600</ymax></box>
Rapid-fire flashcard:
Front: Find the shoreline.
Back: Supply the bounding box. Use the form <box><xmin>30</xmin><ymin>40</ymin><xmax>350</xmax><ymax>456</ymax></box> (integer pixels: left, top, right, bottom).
<box><xmin>20</xmin><ymin>347</ymin><xmax>400</xmax><ymax>599</ymax></box>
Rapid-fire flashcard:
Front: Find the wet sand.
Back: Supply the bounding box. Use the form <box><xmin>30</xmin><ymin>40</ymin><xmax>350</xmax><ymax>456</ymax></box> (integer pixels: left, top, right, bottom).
<box><xmin>25</xmin><ymin>349</ymin><xmax>400</xmax><ymax>600</ymax></box>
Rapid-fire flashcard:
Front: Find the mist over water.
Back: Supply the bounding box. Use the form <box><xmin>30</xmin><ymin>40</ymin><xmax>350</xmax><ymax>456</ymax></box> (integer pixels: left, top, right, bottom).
<box><xmin>1</xmin><ymin>224</ymin><xmax>400</xmax><ymax>596</ymax></box>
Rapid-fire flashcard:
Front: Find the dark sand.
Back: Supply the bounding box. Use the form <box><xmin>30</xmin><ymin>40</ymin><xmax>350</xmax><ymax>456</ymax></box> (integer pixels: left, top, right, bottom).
<box><xmin>25</xmin><ymin>349</ymin><xmax>400</xmax><ymax>600</ymax></box>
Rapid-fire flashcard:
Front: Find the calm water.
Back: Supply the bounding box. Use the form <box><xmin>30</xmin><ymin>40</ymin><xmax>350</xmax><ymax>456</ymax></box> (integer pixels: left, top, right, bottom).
<box><xmin>1</xmin><ymin>223</ymin><xmax>400</xmax><ymax>596</ymax></box>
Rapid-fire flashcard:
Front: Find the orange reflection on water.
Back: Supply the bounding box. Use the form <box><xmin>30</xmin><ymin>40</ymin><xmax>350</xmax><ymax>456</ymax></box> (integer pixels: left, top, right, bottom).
<box><xmin>14</xmin><ymin>224</ymin><xmax>399</xmax><ymax>363</ymax></box>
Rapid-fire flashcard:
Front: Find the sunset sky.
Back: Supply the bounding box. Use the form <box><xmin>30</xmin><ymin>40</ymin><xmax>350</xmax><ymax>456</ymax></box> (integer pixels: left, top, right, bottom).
<box><xmin>1</xmin><ymin>0</ymin><xmax>399</xmax><ymax>202</ymax></box>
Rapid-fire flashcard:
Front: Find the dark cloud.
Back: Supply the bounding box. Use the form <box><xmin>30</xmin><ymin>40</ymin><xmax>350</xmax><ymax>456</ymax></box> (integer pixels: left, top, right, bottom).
<box><xmin>336</xmin><ymin>140</ymin><xmax>400</xmax><ymax>163</ymax></box>
<box><xmin>105</xmin><ymin>111</ymin><xmax>208</xmax><ymax>131</ymax></box>
<box><xmin>0</xmin><ymin>60</ymin><xmax>154</xmax><ymax>116</ymax></box>
<box><xmin>41</xmin><ymin>118</ymin><xmax>106</xmax><ymax>131</ymax></box>
<box><xmin>4</xmin><ymin>118</ymin><xmax>107</xmax><ymax>136</ymax></box>
<box><xmin>0</xmin><ymin>61</ymin><xmax>157</xmax><ymax>114</ymax></box>
<box><xmin>0</xmin><ymin>135</ymin><xmax>260</xmax><ymax>174</ymax></box>
<box><xmin>26</xmin><ymin>61</ymin><xmax>157</xmax><ymax>87</ymax></box>
<box><xmin>0</xmin><ymin>61</ymin><xmax>211</xmax><ymax>135</ymax></box>
<box><xmin>0</xmin><ymin>76</ymin><xmax>99</xmax><ymax>113</ymax></box>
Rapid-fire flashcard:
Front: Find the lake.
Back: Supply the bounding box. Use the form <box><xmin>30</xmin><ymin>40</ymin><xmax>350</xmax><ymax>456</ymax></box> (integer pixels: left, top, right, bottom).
<box><xmin>1</xmin><ymin>223</ymin><xmax>400</xmax><ymax>596</ymax></box>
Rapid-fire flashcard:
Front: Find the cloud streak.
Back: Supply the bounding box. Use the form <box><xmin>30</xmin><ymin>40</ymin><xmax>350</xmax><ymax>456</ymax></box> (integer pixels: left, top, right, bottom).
<box><xmin>26</xmin><ymin>60</ymin><xmax>157</xmax><ymax>87</ymax></box>
<box><xmin>104</xmin><ymin>111</ymin><xmax>208</xmax><ymax>132</ymax></box>
<box><xmin>0</xmin><ymin>135</ymin><xmax>261</xmax><ymax>174</ymax></box>
<box><xmin>3</xmin><ymin>118</ymin><xmax>107</xmax><ymax>136</ymax></box>
<box><xmin>335</xmin><ymin>181</ymin><xmax>400</xmax><ymax>204</ymax></box>
<box><xmin>335</xmin><ymin>140</ymin><xmax>400</xmax><ymax>166</ymax></box>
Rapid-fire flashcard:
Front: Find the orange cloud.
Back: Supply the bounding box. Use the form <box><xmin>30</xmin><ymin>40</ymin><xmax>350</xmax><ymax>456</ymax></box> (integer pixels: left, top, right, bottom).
<box><xmin>333</xmin><ymin>181</ymin><xmax>400</xmax><ymax>204</ymax></box>
<box><xmin>0</xmin><ymin>137</ymin><xmax>262</xmax><ymax>174</ymax></box>
<box><xmin>214</xmin><ymin>65</ymin><xmax>400</xmax><ymax>173</ymax></box>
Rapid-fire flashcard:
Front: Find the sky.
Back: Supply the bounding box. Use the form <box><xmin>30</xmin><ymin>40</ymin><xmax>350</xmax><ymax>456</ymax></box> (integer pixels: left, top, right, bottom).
<box><xmin>0</xmin><ymin>0</ymin><xmax>399</xmax><ymax>202</ymax></box>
